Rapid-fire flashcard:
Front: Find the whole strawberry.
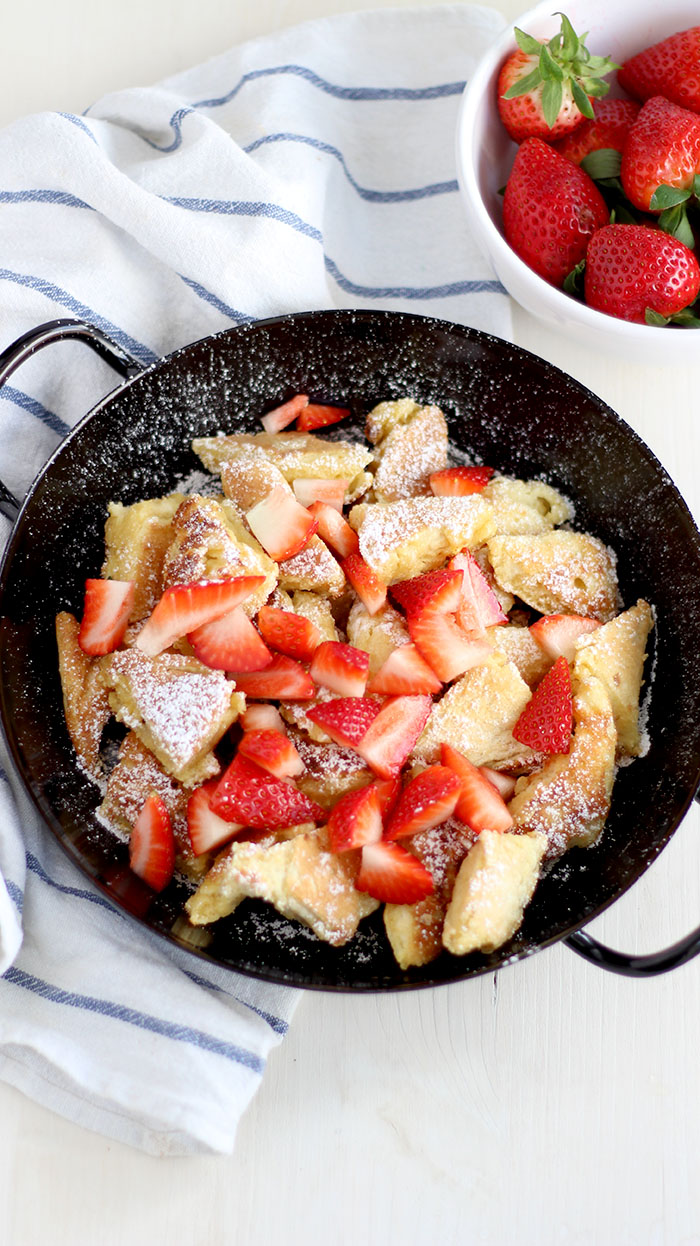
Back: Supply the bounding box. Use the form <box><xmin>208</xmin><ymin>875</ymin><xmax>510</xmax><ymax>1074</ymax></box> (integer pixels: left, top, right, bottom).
<box><xmin>584</xmin><ymin>224</ymin><xmax>700</xmax><ymax>324</ymax></box>
<box><xmin>621</xmin><ymin>95</ymin><xmax>700</xmax><ymax>213</ymax></box>
<box><xmin>502</xmin><ymin>138</ymin><xmax>609</xmax><ymax>286</ymax></box>
<box><xmin>552</xmin><ymin>97</ymin><xmax>640</xmax><ymax>165</ymax></box>
<box><xmin>618</xmin><ymin>26</ymin><xmax>700</xmax><ymax>115</ymax></box>
<box><xmin>498</xmin><ymin>13</ymin><xmax>618</xmax><ymax>144</ymax></box>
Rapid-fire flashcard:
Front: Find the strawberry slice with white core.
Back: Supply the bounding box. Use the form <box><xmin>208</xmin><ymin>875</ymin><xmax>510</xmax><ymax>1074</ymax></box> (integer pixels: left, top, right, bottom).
<box><xmin>448</xmin><ymin>550</ymin><xmax>507</xmax><ymax>633</ymax></box>
<box><xmin>390</xmin><ymin>568</ymin><xmax>463</xmax><ymax>618</ymax></box>
<box><xmin>306</xmin><ymin>501</ymin><xmax>360</xmax><ymax>558</ymax></box>
<box><xmin>356</xmin><ymin>841</ymin><xmax>434</xmax><ymax>904</ymax></box>
<box><xmin>231</xmin><ymin>653</ymin><xmax>316</xmax><ymax>701</ymax></box>
<box><xmin>356</xmin><ymin>695</ymin><xmax>433</xmax><ymax>780</ymax></box>
<box><xmin>210</xmin><ymin>754</ymin><xmax>324</xmax><ymax>827</ymax></box>
<box><xmin>529</xmin><ymin>613</ymin><xmax>601</xmax><ymax>663</ymax></box>
<box><xmin>310</xmin><ymin>641</ymin><xmax>370</xmax><ymax>697</ymax></box>
<box><xmin>78</xmin><ymin>578</ymin><xmax>135</xmax><ymax>656</ymax></box>
<box><xmin>341</xmin><ymin>553</ymin><xmax>387</xmax><ymax>616</ymax></box>
<box><xmin>187</xmin><ymin>779</ymin><xmax>243</xmax><ymax>855</ymax></box>
<box><xmin>257</xmin><ymin>605</ymin><xmax>322</xmax><ymax>663</ymax></box>
<box><xmin>408</xmin><ymin>610</ymin><xmax>493</xmax><ymax>684</ymax></box>
<box><xmin>246</xmin><ymin>486</ymin><xmax>319</xmax><ymax>562</ymax></box>
<box><xmin>384</xmin><ymin>765</ymin><xmax>462</xmax><ymax>841</ymax></box>
<box><xmin>136</xmin><ymin>576</ymin><xmax>265</xmax><ymax>657</ymax></box>
<box><xmin>260</xmin><ymin>392</ymin><xmax>309</xmax><ymax>434</ymax></box>
<box><xmin>188</xmin><ymin>606</ymin><xmax>272</xmax><ymax>672</ymax></box>
<box><xmin>296</xmin><ymin>403</ymin><xmax>350</xmax><ymax>433</ymax></box>
<box><xmin>292</xmin><ymin>477</ymin><xmax>350</xmax><ymax>512</ymax></box>
<box><xmin>238</xmin><ymin>729</ymin><xmax>304</xmax><ymax>779</ymax></box>
<box><xmin>240</xmin><ymin>702</ymin><xmax>287</xmax><ymax>735</ymax></box>
<box><xmin>479</xmin><ymin>766</ymin><xmax>517</xmax><ymax>801</ymax></box>
<box><xmin>306</xmin><ymin>696</ymin><xmax>383</xmax><ymax>747</ymax></box>
<box><xmin>367</xmin><ymin>642</ymin><xmax>442</xmax><ymax>696</ymax></box>
<box><xmin>129</xmin><ymin>791</ymin><xmax>175</xmax><ymax>892</ymax></box>
<box><xmin>429</xmin><ymin>466</ymin><xmax>494</xmax><ymax>496</ymax></box>
<box><xmin>441</xmin><ymin>743</ymin><xmax>514</xmax><ymax>833</ymax></box>
<box><xmin>327</xmin><ymin>784</ymin><xmax>383</xmax><ymax>852</ymax></box>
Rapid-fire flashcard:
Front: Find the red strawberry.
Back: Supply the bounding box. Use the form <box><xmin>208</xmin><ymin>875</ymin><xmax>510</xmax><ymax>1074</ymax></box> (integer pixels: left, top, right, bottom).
<box><xmin>129</xmin><ymin>791</ymin><xmax>175</xmax><ymax>891</ymax></box>
<box><xmin>292</xmin><ymin>477</ymin><xmax>349</xmax><ymax>511</ymax></box>
<box><xmin>240</xmin><ymin>702</ymin><xmax>287</xmax><ymax>735</ymax></box>
<box><xmin>310</xmin><ymin>640</ymin><xmax>370</xmax><ymax>697</ymax></box>
<box><xmin>503</xmin><ymin>138</ymin><xmax>609</xmax><ymax>287</ymax></box>
<box><xmin>497</xmin><ymin>14</ymin><xmax>617</xmax><ymax>144</ymax></box>
<box><xmin>512</xmin><ymin>654</ymin><xmax>573</xmax><ymax>754</ymax></box>
<box><xmin>584</xmin><ymin>224</ymin><xmax>700</xmax><ymax>324</ymax></box>
<box><xmin>441</xmin><ymin>743</ymin><xmax>514</xmax><ymax>833</ymax></box>
<box><xmin>245</xmin><ymin>486</ymin><xmax>319</xmax><ymax>561</ymax></box>
<box><xmin>231</xmin><ymin>653</ymin><xmax>316</xmax><ymax>700</ymax></box>
<box><xmin>384</xmin><ymin>765</ymin><xmax>462</xmax><ymax>840</ymax></box>
<box><xmin>620</xmin><ymin>96</ymin><xmax>700</xmax><ymax>213</ymax></box>
<box><xmin>356</xmin><ymin>840</ymin><xmax>434</xmax><ymax>904</ymax></box>
<box><xmin>341</xmin><ymin>553</ymin><xmax>387</xmax><ymax>616</ymax></box>
<box><xmin>261</xmin><ymin>393</ymin><xmax>309</xmax><ymax>434</ymax></box>
<box><xmin>187</xmin><ymin>779</ymin><xmax>242</xmax><ymax>855</ymax></box>
<box><xmin>327</xmin><ymin>784</ymin><xmax>383</xmax><ymax>852</ymax></box>
<box><xmin>306</xmin><ymin>501</ymin><xmax>360</xmax><ymax>558</ymax></box>
<box><xmin>210</xmin><ymin>754</ymin><xmax>324</xmax><ymax>827</ymax></box>
<box><xmin>78</xmin><ymin>578</ymin><xmax>135</xmax><ymax>656</ymax></box>
<box><xmin>429</xmin><ymin>466</ymin><xmax>493</xmax><ymax>496</ymax></box>
<box><xmin>448</xmin><ymin>550</ymin><xmax>507</xmax><ymax>634</ymax></box>
<box><xmin>390</xmin><ymin>568</ymin><xmax>463</xmax><ymax>617</ymax></box>
<box><xmin>355</xmin><ymin>695</ymin><xmax>433</xmax><ymax>779</ymax></box>
<box><xmin>256</xmin><ymin>605</ymin><xmax>321</xmax><ymax>663</ymax></box>
<box><xmin>367</xmin><ymin>643</ymin><xmax>442</xmax><ymax>696</ymax></box>
<box><xmin>188</xmin><ymin>607</ymin><xmax>272</xmax><ymax>672</ymax></box>
<box><xmin>306</xmin><ymin>695</ymin><xmax>383</xmax><ymax>747</ymax></box>
<box><xmin>552</xmin><ymin>97</ymin><xmax>640</xmax><ymax>164</ymax></box>
<box><xmin>238</xmin><ymin>729</ymin><xmax>304</xmax><ymax>779</ymax></box>
<box><xmin>479</xmin><ymin>766</ymin><xmax>517</xmax><ymax>801</ymax></box>
<box><xmin>296</xmin><ymin>403</ymin><xmax>350</xmax><ymax>432</ymax></box>
<box><xmin>618</xmin><ymin>27</ymin><xmax>700</xmax><ymax>116</ymax></box>
<box><xmin>408</xmin><ymin>608</ymin><xmax>492</xmax><ymax>684</ymax></box>
<box><xmin>374</xmin><ymin>776</ymin><xmax>402</xmax><ymax>820</ymax></box>
<box><xmin>137</xmin><ymin>576</ymin><xmax>265</xmax><ymax>656</ymax></box>
<box><xmin>529</xmin><ymin>612</ymin><xmax>601</xmax><ymax>662</ymax></box>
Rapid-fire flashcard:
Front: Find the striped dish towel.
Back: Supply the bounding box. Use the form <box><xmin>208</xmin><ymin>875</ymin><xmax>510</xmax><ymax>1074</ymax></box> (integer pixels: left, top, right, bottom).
<box><xmin>0</xmin><ymin>3</ymin><xmax>509</xmax><ymax>1156</ymax></box>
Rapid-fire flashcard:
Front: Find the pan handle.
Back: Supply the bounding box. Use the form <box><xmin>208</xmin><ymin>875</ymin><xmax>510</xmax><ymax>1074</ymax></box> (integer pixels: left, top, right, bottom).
<box><xmin>565</xmin><ymin>926</ymin><xmax>700</xmax><ymax>977</ymax></box>
<box><xmin>0</xmin><ymin>318</ymin><xmax>144</xmax><ymax>522</ymax></box>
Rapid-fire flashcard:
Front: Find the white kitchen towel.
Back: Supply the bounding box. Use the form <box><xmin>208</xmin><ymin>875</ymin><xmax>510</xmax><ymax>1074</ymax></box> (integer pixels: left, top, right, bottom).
<box><xmin>0</xmin><ymin>3</ymin><xmax>510</xmax><ymax>1156</ymax></box>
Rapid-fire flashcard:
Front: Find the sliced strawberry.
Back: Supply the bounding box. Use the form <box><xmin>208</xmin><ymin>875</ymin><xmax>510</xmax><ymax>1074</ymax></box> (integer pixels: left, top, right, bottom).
<box><xmin>384</xmin><ymin>765</ymin><xmax>462</xmax><ymax>841</ymax></box>
<box><xmin>136</xmin><ymin>576</ymin><xmax>265</xmax><ymax>657</ymax></box>
<box><xmin>246</xmin><ymin>486</ymin><xmax>319</xmax><ymax>561</ymax></box>
<box><xmin>355</xmin><ymin>695</ymin><xmax>433</xmax><ymax>779</ymax></box>
<box><xmin>479</xmin><ymin>766</ymin><xmax>517</xmax><ymax>801</ymax></box>
<box><xmin>240</xmin><ymin>702</ymin><xmax>287</xmax><ymax>735</ymax></box>
<box><xmin>512</xmin><ymin>655</ymin><xmax>573</xmax><ymax>754</ymax></box>
<box><xmin>310</xmin><ymin>641</ymin><xmax>370</xmax><ymax>697</ymax></box>
<box><xmin>327</xmin><ymin>784</ymin><xmax>383</xmax><ymax>852</ymax></box>
<box><xmin>129</xmin><ymin>791</ymin><xmax>175</xmax><ymax>892</ymax></box>
<box><xmin>448</xmin><ymin>550</ymin><xmax>507</xmax><ymax>634</ymax></box>
<box><xmin>408</xmin><ymin>610</ymin><xmax>492</xmax><ymax>684</ymax></box>
<box><xmin>529</xmin><ymin>613</ymin><xmax>601</xmax><ymax>663</ymax></box>
<box><xmin>292</xmin><ymin>478</ymin><xmax>349</xmax><ymax>512</ymax></box>
<box><xmin>231</xmin><ymin>653</ymin><xmax>316</xmax><ymax>701</ymax></box>
<box><xmin>238</xmin><ymin>729</ymin><xmax>304</xmax><ymax>779</ymax></box>
<box><xmin>306</xmin><ymin>695</ymin><xmax>383</xmax><ymax>747</ymax></box>
<box><xmin>78</xmin><ymin>578</ymin><xmax>135</xmax><ymax>656</ymax></box>
<box><xmin>374</xmin><ymin>776</ymin><xmax>402</xmax><ymax>821</ymax></box>
<box><xmin>356</xmin><ymin>840</ymin><xmax>434</xmax><ymax>904</ymax></box>
<box><xmin>390</xmin><ymin>568</ymin><xmax>463</xmax><ymax>618</ymax></box>
<box><xmin>260</xmin><ymin>392</ymin><xmax>309</xmax><ymax>434</ymax></box>
<box><xmin>441</xmin><ymin>743</ymin><xmax>514</xmax><ymax>833</ymax></box>
<box><xmin>296</xmin><ymin>403</ymin><xmax>350</xmax><ymax>432</ymax></box>
<box><xmin>341</xmin><ymin>553</ymin><xmax>387</xmax><ymax>616</ymax></box>
<box><xmin>189</xmin><ymin>606</ymin><xmax>272</xmax><ymax>672</ymax></box>
<box><xmin>306</xmin><ymin>502</ymin><xmax>360</xmax><ymax>558</ymax></box>
<box><xmin>187</xmin><ymin>779</ymin><xmax>243</xmax><ymax>855</ymax></box>
<box><xmin>367</xmin><ymin>643</ymin><xmax>442</xmax><ymax>696</ymax></box>
<box><xmin>429</xmin><ymin>466</ymin><xmax>494</xmax><ymax>496</ymax></box>
<box><xmin>256</xmin><ymin>605</ymin><xmax>322</xmax><ymax>663</ymax></box>
<box><xmin>210</xmin><ymin>754</ymin><xmax>324</xmax><ymax>827</ymax></box>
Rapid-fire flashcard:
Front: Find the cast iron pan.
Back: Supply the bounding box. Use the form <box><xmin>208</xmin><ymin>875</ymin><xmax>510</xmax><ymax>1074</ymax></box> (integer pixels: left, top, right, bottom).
<box><xmin>1</xmin><ymin>309</ymin><xmax>700</xmax><ymax>991</ymax></box>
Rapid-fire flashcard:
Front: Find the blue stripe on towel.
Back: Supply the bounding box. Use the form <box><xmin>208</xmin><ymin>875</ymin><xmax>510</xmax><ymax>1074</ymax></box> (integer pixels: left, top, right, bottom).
<box><xmin>4</xmin><ymin>879</ymin><xmax>23</xmax><ymax>915</ymax></box>
<box><xmin>2</xmin><ymin>965</ymin><xmax>266</xmax><ymax>1071</ymax></box>
<box><xmin>0</xmin><ymin>385</ymin><xmax>70</xmax><ymax>436</ymax></box>
<box><xmin>57</xmin><ymin>113</ymin><xmax>99</xmax><ymax>144</ymax></box>
<box><xmin>25</xmin><ymin>852</ymin><xmax>128</xmax><ymax>920</ymax></box>
<box><xmin>0</xmin><ymin>189</ymin><xmax>93</xmax><ymax>210</ymax></box>
<box><xmin>178</xmin><ymin>275</ymin><xmax>251</xmax><ymax>323</ymax></box>
<box><xmin>181</xmin><ymin>969</ymin><xmax>288</xmax><ymax>1035</ymax></box>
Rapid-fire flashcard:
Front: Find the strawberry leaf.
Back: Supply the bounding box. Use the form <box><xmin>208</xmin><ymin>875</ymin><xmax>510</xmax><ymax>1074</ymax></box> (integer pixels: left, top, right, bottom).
<box><xmin>658</xmin><ymin>203</ymin><xmax>695</xmax><ymax>249</ymax></box>
<box><xmin>541</xmin><ymin>78</ymin><xmax>564</xmax><ymax>129</ymax></box>
<box><xmin>540</xmin><ymin>42</ymin><xmax>564</xmax><ymax>82</ymax></box>
<box><xmin>502</xmin><ymin>66</ymin><xmax>544</xmax><ymax>99</ymax></box>
<box><xmin>651</xmin><ymin>184</ymin><xmax>692</xmax><ymax>210</ymax></box>
<box><xmin>608</xmin><ymin>201</ymin><xmax>637</xmax><ymax>225</ymax></box>
<box><xmin>581</xmin><ymin>148</ymin><xmax>622</xmax><ymax>181</ymax></box>
<box><xmin>557</xmin><ymin>12</ymin><xmax>579</xmax><ymax>59</ymax></box>
<box><xmin>563</xmin><ymin>257</ymin><xmax>586</xmax><ymax>297</ymax></box>
<box><xmin>570</xmin><ymin>78</ymin><xmax>595</xmax><ymax>118</ymax></box>
<box><xmin>644</xmin><ymin>308</ymin><xmax>670</xmax><ymax>327</ymax></box>
<box><xmin>514</xmin><ymin>25</ymin><xmax>544</xmax><ymax>57</ymax></box>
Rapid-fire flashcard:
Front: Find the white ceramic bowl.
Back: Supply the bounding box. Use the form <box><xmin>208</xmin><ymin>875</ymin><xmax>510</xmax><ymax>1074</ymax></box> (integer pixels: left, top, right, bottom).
<box><xmin>456</xmin><ymin>0</ymin><xmax>700</xmax><ymax>362</ymax></box>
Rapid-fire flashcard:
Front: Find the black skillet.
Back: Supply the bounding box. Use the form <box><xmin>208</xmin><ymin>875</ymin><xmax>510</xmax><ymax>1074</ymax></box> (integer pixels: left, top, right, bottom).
<box><xmin>1</xmin><ymin>308</ymin><xmax>700</xmax><ymax>991</ymax></box>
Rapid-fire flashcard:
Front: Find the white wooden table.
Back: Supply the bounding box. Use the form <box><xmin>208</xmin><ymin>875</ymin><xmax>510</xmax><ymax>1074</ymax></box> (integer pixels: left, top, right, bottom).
<box><xmin>2</xmin><ymin>3</ymin><xmax>699</xmax><ymax>1243</ymax></box>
